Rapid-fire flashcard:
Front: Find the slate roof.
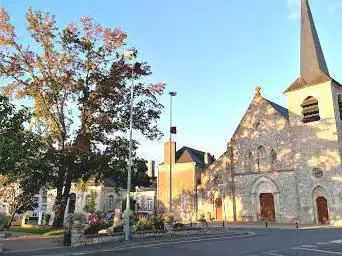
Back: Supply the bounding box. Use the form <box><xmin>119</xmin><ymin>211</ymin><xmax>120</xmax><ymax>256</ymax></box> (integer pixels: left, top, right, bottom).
<box><xmin>284</xmin><ymin>0</ymin><xmax>331</xmax><ymax>93</ymax></box>
<box><xmin>176</xmin><ymin>146</ymin><xmax>215</xmax><ymax>166</ymax></box>
<box><xmin>265</xmin><ymin>99</ymin><xmax>289</xmax><ymax>119</ymax></box>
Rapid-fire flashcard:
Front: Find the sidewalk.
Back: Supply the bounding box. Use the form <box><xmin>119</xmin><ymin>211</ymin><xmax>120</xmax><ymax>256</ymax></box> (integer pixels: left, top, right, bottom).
<box><xmin>3</xmin><ymin>232</ymin><xmax>64</xmax><ymax>254</ymax></box>
<box><xmin>207</xmin><ymin>221</ymin><xmax>339</xmax><ymax>230</ymax></box>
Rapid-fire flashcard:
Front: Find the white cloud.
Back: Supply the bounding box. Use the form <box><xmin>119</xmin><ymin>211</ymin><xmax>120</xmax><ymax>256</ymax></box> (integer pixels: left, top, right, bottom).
<box><xmin>328</xmin><ymin>1</ymin><xmax>342</xmax><ymax>13</ymax></box>
<box><xmin>286</xmin><ymin>0</ymin><xmax>301</xmax><ymax>20</ymax></box>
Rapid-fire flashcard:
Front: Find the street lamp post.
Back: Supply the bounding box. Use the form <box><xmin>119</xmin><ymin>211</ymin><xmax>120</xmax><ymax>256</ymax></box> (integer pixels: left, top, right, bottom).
<box><xmin>169</xmin><ymin>91</ymin><xmax>177</xmax><ymax>212</ymax></box>
<box><xmin>218</xmin><ymin>183</ymin><xmax>227</xmax><ymax>230</ymax></box>
<box><xmin>123</xmin><ymin>50</ymin><xmax>136</xmax><ymax>241</ymax></box>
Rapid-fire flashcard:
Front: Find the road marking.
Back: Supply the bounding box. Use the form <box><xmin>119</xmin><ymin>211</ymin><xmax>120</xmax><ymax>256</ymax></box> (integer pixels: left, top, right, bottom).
<box><xmin>49</xmin><ymin>232</ymin><xmax>256</xmax><ymax>256</ymax></box>
<box><xmin>299</xmin><ymin>225</ymin><xmax>328</xmax><ymax>230</ymax></box>
<box><xmin>293</xmin><ymin>247</ymin><xmax>342</xmax><ymax>255</ymax></box>
<box><xmin>263</xmin><ymin>251</ymin><xmax>284</xmax><ymax>256</ymax></box>
<box><xmin>317</xmin><ymin>242</ymin><xmax>331</xmax><ymax>245</ymax></box>
<box><xmin>330</xmin><ymin>239</ymin><xmax>342</xmax><ymax>244</ymax></box>
<box><xmin>301</xmin><ymin>244</ymin><xmax>317</xmax><ymax>248</ymax></box>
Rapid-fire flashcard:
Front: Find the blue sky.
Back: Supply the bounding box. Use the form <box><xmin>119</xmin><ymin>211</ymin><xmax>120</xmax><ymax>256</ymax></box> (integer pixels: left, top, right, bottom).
<box><xmin>2</xmin><ymin>0</ymin><xmax>342</xmax><ymax>164</ymax></box>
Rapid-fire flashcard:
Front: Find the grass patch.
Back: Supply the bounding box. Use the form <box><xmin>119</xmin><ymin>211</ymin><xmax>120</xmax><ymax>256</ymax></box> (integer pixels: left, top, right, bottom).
<box><xmin>10</xmin><ymin>226</ymin><xmax>64</xmax><ymax>236</ymax></box>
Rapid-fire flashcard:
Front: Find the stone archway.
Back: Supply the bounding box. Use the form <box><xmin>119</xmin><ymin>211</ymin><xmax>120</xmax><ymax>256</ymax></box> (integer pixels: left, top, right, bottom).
<box><xmin>251</xmin><ymin>176</ymin><xmax>280</xmax><ymax>222</ymax></box>
<box><xmin>312</xmin><ymin>186</ymin><xmax>330</xmax><ymax>224</ymax></box>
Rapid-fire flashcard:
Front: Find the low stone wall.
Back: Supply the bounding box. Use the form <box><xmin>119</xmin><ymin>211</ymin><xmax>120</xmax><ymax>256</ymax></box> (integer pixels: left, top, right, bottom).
<box><xmin>0</xmin><ymin>231</ymin><xmax>4</xmax><ymax>253</ymax></box>
<box><xmin>83</xmin><ymin>233</ymin><xmax>123</xmax><ymax>245</ymax></box>
<box><xmin>70</xmin><ymin>225</ymin><xmax>228</xmax><ymax>247</ymax></box>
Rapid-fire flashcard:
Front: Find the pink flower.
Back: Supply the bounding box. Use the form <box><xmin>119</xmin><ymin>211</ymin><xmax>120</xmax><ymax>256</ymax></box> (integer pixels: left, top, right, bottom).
<box><xmin>103</xmin><ymin>28</ymin><xmax>126</xmax><ymax>51</ymax></box>
<box><xmin>65</xmin><ymin>22</ymin><xmax>78</xmax><ymax>34</ymax></box>
<box><xmin>150</xmin><ymin>83</ymin><xmax>166</xmax><ymax>94</ymax></box>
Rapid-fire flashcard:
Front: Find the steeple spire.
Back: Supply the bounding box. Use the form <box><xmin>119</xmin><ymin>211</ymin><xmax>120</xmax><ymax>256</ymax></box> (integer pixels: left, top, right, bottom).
<box><xmin>300</xmin><ymin>0</ymin><xmax>329</xmax><ymax>82</ymax></box>
<box><xmin>285</xmin><ymin>0</ymin><xmax>331</xmax><ymax>93</ymax></box>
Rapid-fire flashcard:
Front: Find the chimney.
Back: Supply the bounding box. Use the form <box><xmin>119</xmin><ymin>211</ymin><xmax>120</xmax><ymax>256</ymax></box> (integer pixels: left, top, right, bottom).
<box><xmin>204</xmin><ymin>153</ymin><xmax>209</xmax><ymax>165</ymax></box>
<box><xmin>148</xmin><ymin>160</ymin><xmax>155</xmax><ymax>178</ymax></box>
<box><xmin>164</xmin><ymin>141</ymin><xmax>176</xmax><ymax>164</ymax></box>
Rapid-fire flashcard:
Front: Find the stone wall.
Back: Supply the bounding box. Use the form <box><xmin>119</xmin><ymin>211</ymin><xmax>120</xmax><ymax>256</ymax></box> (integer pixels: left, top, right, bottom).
<box><xmin>286</xmin><ymin>81</ymin><xmax>342</xmax><ymax>223</ymax></box>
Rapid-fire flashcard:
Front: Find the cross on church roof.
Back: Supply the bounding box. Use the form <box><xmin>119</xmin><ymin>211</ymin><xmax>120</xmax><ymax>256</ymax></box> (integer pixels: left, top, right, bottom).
<box><xmin>255</xmin><ymin>86</ymin><xmax>261</xmax><ymax>96</ymax></box>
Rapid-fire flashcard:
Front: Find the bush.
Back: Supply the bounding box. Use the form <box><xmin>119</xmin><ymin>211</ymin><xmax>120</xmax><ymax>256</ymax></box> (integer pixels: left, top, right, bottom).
<box><xmin>163</xmin><ymin>213</ymin><xmax>174</xmax><ymax>224</ymax></box>
<box><xmin>135</xmin><ymin>218</ymin><xmax>153</xmax><ymax>231</ymax></box>
<box><xmin>0</xmin><ymin>213</ymin><xmax>10</xmax><ymax>230</ymax></box>
<box><xmin>66</xmin><ymin>213</ymin><xmax>86</xmax><ymax>225</ymax></box>
<box><xmin>198</xmin><ymin>213</ymin><xmax>206</xmax><ymax>224</ymax></box>
<box><xmin>113</xmin><ymin>224</ymin><xmax>123</xmax><ymax>233</ymax></box>
<box><xmin>173</xmin><ymin>222</ymin><xmax>184</xmax><ymax>230</ymax></box>
<box><xmin>43</xmin><ymin>213</ymin><xmax>51</xmax><ymax>226</ymax></box>
<box><xmin>151</xmin><ymin>215</ymin><xmax>164</xmax><ymax>230</ymax></box>
<box><xmin>84</xmin><ymin>222</ymin><xmax>111</xmax><ymax>235</ymax></box>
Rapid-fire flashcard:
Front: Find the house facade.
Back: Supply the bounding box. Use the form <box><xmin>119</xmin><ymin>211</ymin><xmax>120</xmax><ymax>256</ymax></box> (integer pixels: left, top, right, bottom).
<box><xmin>157</xmin><ymin>142</ymin><xmax>214</xmax><ymax>221</ymax></box>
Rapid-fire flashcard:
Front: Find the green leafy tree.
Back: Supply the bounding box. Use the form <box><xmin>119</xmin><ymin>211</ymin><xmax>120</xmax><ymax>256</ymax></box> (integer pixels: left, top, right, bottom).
<box><xmin>0</xmin><ymin>7</ymin><xmax>165</xmax><ymax>227</ymax></box>
<box><xmin>0</xmin><ymin>95</ymin><xmax>43</xmax><ymax>225</ymax></box>
<box><xmin>83</xmin><ymin>190</ymin><xmax>97</xmax><ymax>214</ymax></box>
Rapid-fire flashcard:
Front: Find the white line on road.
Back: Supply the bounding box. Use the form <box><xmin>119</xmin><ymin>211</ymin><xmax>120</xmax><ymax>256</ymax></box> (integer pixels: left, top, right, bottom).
<box><xmin>301</xmin><ymin>244</ymin><xmax>317</xmax><ymax>248</ymax></box>
<box><xmin>330</xmin><ymin>239</ymin><xmax>342</xmax><ymax>244</ymax></box>
<box><xmin>293</xmin><ymin>247</ymin><xmax>342</xmax><ymax>255</ymax></box>
<box><xmin>317</xmin><ymin>242</ymin><xmax>331</xmax><ymax>245</ymax></box>
<box><xmin>263</xmin><ymin>250</ymin><xmax>284</xmax><ymax>256</ymax></box>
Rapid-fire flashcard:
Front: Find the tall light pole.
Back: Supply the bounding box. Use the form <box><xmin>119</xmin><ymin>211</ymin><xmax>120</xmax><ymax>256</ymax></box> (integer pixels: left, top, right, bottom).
<box><xmin>169</xmin><ymin>91</ymin><xmax>177</xmax><ymax>212</ymax></box>
<box><xmin>123</xmin><ymin>50</ymin><xmax>136</xmax><ymax>241</ymax></box>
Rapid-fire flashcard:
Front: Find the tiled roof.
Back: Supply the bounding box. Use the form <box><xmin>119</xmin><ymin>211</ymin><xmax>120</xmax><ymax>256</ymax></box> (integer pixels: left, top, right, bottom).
<box><xmin>284</xmin><ymin>0</ymin><xmax>331</xmax><ymax>93</ymax></box>
<box><xmin>176</xmin><ymin>146</ymin><xmax>215</xmax><ymax>166</ymax></box>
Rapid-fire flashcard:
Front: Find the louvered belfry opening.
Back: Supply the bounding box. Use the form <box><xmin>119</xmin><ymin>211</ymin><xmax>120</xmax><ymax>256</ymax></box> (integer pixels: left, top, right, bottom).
<box><xmin>301</xmin><ymin>96</ymin><xmax>320</xmax><ymax>123</ymax></box>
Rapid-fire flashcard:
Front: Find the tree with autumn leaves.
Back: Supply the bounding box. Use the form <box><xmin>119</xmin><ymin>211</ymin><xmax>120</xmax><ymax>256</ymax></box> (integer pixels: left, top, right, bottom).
<box><xmin>0</xmin><ymin>7</ymin><xmax>165</xmax><ymax>227</ymax></box>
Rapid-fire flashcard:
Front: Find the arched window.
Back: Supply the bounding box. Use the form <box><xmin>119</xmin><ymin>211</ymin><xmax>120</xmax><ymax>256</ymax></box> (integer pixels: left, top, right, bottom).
<box><xmin>256</xmin><ymin>146</ymin><xmax>266</xmax><ymax>172</ymax></box>
<box><xmin>270</xmin><ymin>149</ymin><xmax>277</xmax><ymax>170</ymax></box>
<box><xmin>107</xmin><ymin>195</ymin><xmax>114</xmax><ymax>211</ymax></box>
<box><xmin>338</xmin><ymin>95</ymin><xmax>342</xmax><ymax>120</ymax></box>
<box><xmin>301</xmin><ymin>96</ymin><xmax>320</xmax><ymax>123</ymax></box>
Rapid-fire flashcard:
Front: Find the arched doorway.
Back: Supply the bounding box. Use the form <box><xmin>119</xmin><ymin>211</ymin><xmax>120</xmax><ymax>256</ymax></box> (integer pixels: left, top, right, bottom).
<box><xmin>259</xmin><ymin>193</ymin><xmax>275</xmax><ymax>222</ymax></box>
<box><xmin>316</xmin><ymin>197</ymin><xmax>329</xmax><ymax>224</ymax></box>
<box><xmin>215</xmin><ymin>198</ymin><xmax>223</xmax><ymax>221</ymax></box>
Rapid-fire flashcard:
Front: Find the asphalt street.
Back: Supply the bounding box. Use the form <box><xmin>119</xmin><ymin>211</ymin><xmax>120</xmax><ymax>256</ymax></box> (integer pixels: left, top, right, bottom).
<box><xmin>83</xmin><ymin>228</ymin><xmax>342</xmax><ymax>256</ymax></box>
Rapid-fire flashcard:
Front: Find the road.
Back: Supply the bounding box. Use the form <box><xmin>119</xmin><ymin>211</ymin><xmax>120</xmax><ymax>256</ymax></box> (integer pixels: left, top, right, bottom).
<box><xmin>83</xmin><ymin>228</ymin><xmax>342</xmax><ymax>256</ymax></box>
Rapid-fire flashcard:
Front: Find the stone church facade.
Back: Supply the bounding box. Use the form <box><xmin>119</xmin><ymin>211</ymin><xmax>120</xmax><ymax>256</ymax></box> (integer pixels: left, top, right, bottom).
<box><xmin>199</xmin><ymin>0</ymin><xmax>342</xmax><ymax>225</ymax></box>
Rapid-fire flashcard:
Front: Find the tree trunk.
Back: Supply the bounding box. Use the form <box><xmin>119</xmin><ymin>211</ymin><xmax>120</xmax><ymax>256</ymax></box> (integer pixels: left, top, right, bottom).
<box><xmin>52</xmin><ymin>184</ymin><xmax>71</xmax><ymax>227</ymax></box>
<box><xmin>8</xmin><ymin>212</ymin><xmax>16</xmax><ymax>228</ymax></box>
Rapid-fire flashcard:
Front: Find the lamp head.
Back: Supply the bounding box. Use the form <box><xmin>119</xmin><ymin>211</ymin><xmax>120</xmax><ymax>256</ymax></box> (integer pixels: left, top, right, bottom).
<box><xmin>169</xmin><ymin>91</ymin><xmax>177</xmax><ymax>97</ymax></box>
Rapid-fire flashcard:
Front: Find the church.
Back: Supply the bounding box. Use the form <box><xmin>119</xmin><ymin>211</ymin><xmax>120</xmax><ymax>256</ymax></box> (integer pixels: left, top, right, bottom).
<box><xmin>155</xmin><ymin>0</ymin><xmax>342</xmax><ymax>226</ymax></box>
<box><xmin>197</xmin><ymin>0</ymin><xmax>342</xmax><ymax>225</ymax></box>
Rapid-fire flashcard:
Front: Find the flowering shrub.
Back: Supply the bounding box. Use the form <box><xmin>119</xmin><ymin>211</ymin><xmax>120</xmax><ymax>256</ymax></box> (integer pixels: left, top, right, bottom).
<box><xmin>136</xmin><ymin>217</ymin><xmax>153</xmax><ymax>231</ymax></box>
<box><xmin>151</xmin><ymin>215</ymin><xmax>164</xmax><ymax>230</ymax></box>
<box><xmin>86</xmin><ymin>211</ymin><xmax>106</xmax><ymax>225</ymax></box>
<box><xmin>66</xmin><ymin>213</ymin><xmax>86</xmax><ymax>225</ymax></box>
<box><xmin>84</xmin><ymin>211</ymin><xmax>111</xmax><ymax>235</ymax></box>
